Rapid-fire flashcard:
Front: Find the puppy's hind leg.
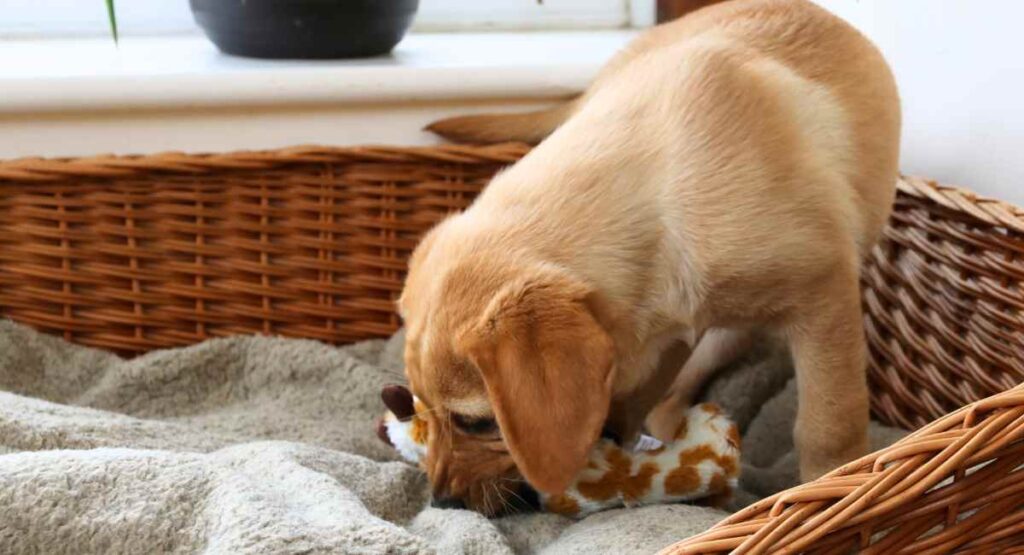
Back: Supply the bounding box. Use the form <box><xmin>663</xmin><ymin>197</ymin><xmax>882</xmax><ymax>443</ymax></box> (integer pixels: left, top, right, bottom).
<box><xmin>788</xmin><ymin>263</ymin><xmax>870</xmax><ymax>482</ymax></box>
<box><xmin>645</xmin><ymin>327</ymin><xmax>755</xmax><ymax>441</ymax></box>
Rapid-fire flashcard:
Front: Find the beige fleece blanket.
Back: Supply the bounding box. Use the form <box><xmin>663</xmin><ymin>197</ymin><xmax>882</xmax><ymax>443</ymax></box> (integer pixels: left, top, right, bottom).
<box><xmin>0</xmin><ymin>321</ymin><xmax>905</xmax><ymax>554</ymax></box>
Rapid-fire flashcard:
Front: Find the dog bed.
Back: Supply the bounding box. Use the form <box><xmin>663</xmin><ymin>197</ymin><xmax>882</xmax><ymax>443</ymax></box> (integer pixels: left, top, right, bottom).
<box><xmin>2</xmin><ymin>146</ymin><xmax>1022</xmax><ymax>551</ymax></box>
<box><xmin>0</xmin><ymin>320</ymin><xmax>906</xmax><ymax>554</ymax></box>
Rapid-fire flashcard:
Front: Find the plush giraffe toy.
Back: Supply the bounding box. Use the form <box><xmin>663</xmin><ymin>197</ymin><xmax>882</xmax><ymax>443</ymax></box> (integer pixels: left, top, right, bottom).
<box><xmin>376</xmin><ymin>385</ymin><xmax>740</xmax><ymax>518</ymax></box>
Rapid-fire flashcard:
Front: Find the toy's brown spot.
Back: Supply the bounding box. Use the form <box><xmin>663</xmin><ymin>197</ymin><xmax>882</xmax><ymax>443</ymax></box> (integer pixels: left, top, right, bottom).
<box><xmin>699</xmin><ymin>403</ymin><xmax>722</xmax><ymax>416</ymax></box>
<box><xmin>709</xmin><ymin>472</ymin><xmax>728</xmax><ymax>493</ymax></box>
<box><xmin>624</xmin><ymin>463</ymin><xmax>659</xmax><ymax>501</ymax></box>
<box><xmin>719</xmin><ymin>454</ymin><xmax>739</xmax><ymax>478</ymax></box>
<box><xmin>411</xmin><ymin>416</ymin><xmax>429</xmax><ymax>445</ymax></box>
<box><xmin>679</xmin><ymin>444</ymin><xmax>716</xmax><ymax>466</ymax></box>
<box><xmin>664</xmin><ymin>444</ymin><xmax>739</xmax><ymax>495</ymax></box>
<box><xmin>664</xmin><ymin>466</ymin><xmax>700</xmax><ymax>495</ymax></box>
<box><xmin>705</xmin><ymin>473</ymin><xmax>733</xmax><ymax>508</ymax></box>
<box><xmin>545</xmin><ymin>494</ymin><xmax>580</xmax><ymax>516</ymax></box>
<box><xmin>576</xmin><ymin>447</ymin><xmax>659</xmax><ymax>502</ymax></box>
<box><xmin>673</xmin><ymin>417</ymin><xmax>689</xmax><ymax>441</ymax></box>
<box><xmin>726</xmin><ymin>424</ymin><xmax>741</xmax><ymax>450</ymax></box>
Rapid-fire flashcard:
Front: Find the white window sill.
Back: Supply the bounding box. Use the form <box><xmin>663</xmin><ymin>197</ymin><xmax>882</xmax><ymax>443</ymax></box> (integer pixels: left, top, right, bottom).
<box><xmin>0</xmin><ymin>31</ymin><xmax>635</xmax><ymax>114</ymax></box>
<box><xmin>0</xmin><ymin>31</ymin><xmax>635</xmax><ymax>157</ymax></box>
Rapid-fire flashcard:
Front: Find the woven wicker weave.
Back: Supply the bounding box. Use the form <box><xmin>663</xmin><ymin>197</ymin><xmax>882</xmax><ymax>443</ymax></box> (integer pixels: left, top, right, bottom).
<box><xmin>863</xmin><ymin>177</ymin><xmax>1024</xmax><ymax>429</ymax></box>
<box><xmin>1</xmin><ymin>145</ymin><xmax>1023</xmax><ymax>552</ymax></box>
<box><xmin>0</xmin><ymin>144</ymin><xmax>527</xmax><ymax>352</ymax></box>
<box><xmin>662</xmin><ymin>382</ymin><xmax>1024</xmax><ymax>554</ymax></box>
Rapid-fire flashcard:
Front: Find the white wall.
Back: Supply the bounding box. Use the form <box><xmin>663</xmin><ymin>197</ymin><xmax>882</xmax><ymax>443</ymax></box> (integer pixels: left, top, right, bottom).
<box><xmin>812</xmin><ymin>0</ymin><xmax>1024</xmax><ymax>204</ymax></box>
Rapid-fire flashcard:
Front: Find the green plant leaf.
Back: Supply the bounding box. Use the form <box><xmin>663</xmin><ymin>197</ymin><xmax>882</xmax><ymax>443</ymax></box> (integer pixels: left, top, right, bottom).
<box><xmin>105</xmin><ymin>0</ymin><xmax>119</xmax><ymax>44</ymax></box>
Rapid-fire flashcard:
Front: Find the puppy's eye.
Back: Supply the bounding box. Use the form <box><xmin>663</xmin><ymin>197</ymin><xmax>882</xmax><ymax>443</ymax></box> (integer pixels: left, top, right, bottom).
<box><xmin>451</xmin><ymin>413</ymin><xmax>498</xmax><ymax>435</ymax></box>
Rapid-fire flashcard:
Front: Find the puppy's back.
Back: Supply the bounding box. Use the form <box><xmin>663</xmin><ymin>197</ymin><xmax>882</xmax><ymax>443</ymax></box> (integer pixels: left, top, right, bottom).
<box><xmin>677</xmin><ymin>0</ymin><xmax>900</xmax><ymax>246</ymax></box>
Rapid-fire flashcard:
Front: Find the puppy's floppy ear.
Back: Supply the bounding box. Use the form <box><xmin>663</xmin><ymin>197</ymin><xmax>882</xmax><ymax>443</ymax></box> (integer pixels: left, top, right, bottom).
<box><xmin>457</xmin><ymin>267</ymin><xmax>615</xmax><ymax>494</ymax></box>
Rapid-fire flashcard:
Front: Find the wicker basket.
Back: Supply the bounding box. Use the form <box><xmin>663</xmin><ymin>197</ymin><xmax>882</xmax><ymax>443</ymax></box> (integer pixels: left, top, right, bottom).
<box><xmin>0</xmin><ymin>144</ymin><xmax>526</xmax><ymax>352</ymax></box>
<box><xmin>1</xmin><ymin>145</ymin><xmax>1022</xmax><ymax>552</ymax></box>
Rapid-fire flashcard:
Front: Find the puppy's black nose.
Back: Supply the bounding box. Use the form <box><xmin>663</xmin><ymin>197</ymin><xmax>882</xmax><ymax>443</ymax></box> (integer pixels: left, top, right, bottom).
<box><xmin>431</xmin><ymin>496</ymin><xmax>467</xmax><ymax>510</ymax></box>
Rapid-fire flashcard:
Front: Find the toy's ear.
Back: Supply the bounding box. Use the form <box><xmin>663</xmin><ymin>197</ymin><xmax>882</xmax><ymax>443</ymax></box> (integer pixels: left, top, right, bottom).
<box><xmin>381</xmin><ymin>384</ymin><xmax>416</xmax><ymax>421</ymax></box>
<box><xmin>378</xmin><ymin>384</ymin><xmax>417</xmax><ymax>448</ymax></box>
<box><xmin>457</xmin><ymin>267</ymin><xmax>615</xmax><ymax>495</ymax></box>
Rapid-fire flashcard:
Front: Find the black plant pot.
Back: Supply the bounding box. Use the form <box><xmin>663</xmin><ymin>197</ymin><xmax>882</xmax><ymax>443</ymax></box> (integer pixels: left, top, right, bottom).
<box><xmin>190</xmin><ymin>0</ymin><xmax>419</xmax><ymax>60</ymax></box>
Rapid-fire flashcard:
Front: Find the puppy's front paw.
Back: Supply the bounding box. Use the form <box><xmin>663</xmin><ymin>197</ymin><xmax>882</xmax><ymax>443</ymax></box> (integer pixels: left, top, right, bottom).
<box><xmin>644</xmin><ymin>397</ymin><xmax>689</xmax><ymax>442</ymax></box>
<box><xmin>797</xmin><ymin>429</ymin><xmax>869</xmax><ymax>482</ymax></box>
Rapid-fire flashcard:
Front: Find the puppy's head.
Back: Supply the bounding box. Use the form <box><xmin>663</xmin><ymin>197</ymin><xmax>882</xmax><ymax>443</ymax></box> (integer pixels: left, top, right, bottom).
<box><xmin>400</xmin><ymin>230</ymin><xmax>616</xmax><ymax>515</ymax></box>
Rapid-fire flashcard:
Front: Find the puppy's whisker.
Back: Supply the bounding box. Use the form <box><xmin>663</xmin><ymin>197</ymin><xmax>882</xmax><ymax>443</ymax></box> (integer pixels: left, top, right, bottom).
<box><xmin>495</xmin><ymin>483</ymin><xmax>512</xmax><ymax>515</ymax></box>
<box><xmin>484</xmin><ymin>483</ymin><xmax>497</xmax><ymax>516</ymax></box>
<box><xmin>446</xmin><ymin>413</ymin><xmax>454</xmax><ymax>451</ymax></box>
<box><xmin>499</xmin><ymin>482</ymin><xmax>529</xmax><ymax>513</ymax></box>
<box><xmin>492</xmin><ymin>482</ymin><xmax>509</xmax><ymax>516</ymax></box>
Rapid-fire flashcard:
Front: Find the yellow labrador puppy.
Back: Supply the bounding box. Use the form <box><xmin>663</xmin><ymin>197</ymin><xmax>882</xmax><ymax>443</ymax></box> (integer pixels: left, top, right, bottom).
<box><xmin>399</xmin><ymin>0</ymin><xmax>900</xmax><ymax>513</ymax></box>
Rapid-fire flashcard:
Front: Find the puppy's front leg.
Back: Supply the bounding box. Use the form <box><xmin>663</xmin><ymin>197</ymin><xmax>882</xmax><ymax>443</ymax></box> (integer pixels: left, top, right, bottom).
<box><xmin>788</xmin><ymin>266</ymin><xmax>870</xmax><ymax>482</ymax></box>
<box><xmin>607</xmin><ymin>339</ymin><xmax>693</xmax><ymax>447</ymax></box>
<box><xmin>645</xmin><ymin>328</ymin><xmax>754</xmax><ymax>442</ymax></box>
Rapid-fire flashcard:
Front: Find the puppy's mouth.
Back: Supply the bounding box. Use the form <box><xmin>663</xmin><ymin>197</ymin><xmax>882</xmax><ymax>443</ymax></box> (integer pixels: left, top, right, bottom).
<box><xmin>432</xmin><ymin>482</ymin><xmax>541</xmax><ymax>516</ymax></box>
<box><xmin>600</xmin><ymin>425</ymin><xmax>624</xmax><ymax>445</ymax></box>
<box><xmin>500</xmin><ymin>483</ymin><xmax>541</xmax><ymax>515</ymax></box>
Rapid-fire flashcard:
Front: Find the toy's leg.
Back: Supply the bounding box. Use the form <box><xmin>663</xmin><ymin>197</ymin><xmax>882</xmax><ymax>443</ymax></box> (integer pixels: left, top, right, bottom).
<box><xmin>645</xmin><ymin>327</ymin><xmax>754</xmax><ymax>441</ymax></box>
<box><xmin>788</xmin><ymin>267</ymin><xmax>870</xmax><ymax>482</ymax></box>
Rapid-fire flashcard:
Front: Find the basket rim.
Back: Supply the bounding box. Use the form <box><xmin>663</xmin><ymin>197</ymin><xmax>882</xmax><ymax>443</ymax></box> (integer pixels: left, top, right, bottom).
<box><xmin>0</xmin><ymin>143</ymin><xmax>533</xmax><ymax>184</ymax></box>
<box><xmin>1</xmin><ymin>145</ymin><xmax>1021</xmax><ymax>233</ymax></box>
<box><xmin>898</xmin><ymin>175</ymin><xmax>1024</xmax><ymax>233</ymax></box>
<box><xmin>661</xmin><ymin>382</ymin><xmax>1024</xmax><ymax>554</ymax></box>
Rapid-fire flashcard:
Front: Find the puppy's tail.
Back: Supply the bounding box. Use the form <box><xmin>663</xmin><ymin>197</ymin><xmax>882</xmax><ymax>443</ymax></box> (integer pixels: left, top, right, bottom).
<box><xmin>424</xmin><ymin>99</ymin><xmax>578</xmax><ymax>145</ymax></box>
